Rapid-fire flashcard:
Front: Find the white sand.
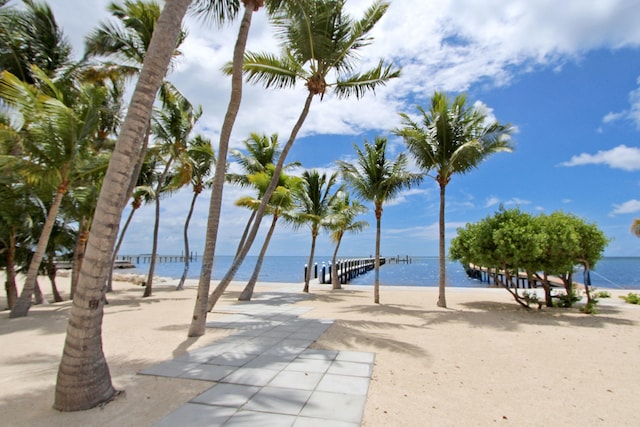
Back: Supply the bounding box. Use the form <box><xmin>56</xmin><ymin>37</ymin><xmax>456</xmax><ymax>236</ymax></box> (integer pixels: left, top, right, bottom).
<box><xmin>1</xmin><ymin>274</ymin><xmax>639</xmax><ymax>426</ymax></box>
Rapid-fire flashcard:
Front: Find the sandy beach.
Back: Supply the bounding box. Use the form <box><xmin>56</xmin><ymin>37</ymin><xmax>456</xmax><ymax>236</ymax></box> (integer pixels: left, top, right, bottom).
<box><xmin>1</xmin><ymin>273</ymin><xmax>639</xmax><ymax>426</ymax></box>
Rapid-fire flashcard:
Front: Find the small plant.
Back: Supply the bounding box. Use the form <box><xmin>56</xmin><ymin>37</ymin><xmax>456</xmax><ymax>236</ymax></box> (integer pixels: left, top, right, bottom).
<box><xmin>593</xmin><ymin>290</ymin><xmax>611</xmax><ymax>299</ymax></box>
<box><xmin>620</xmin><ymin>293</ymin><xmax>640</xmax><ymax>305</ymax></box>
<box><xmin>581</xmin><ymin>299</ymin><xmax>599</xmax><ymax>314</ymax></box>
<box><xmin>554</xmin><ymin>290</ymin><xmax>582</xmax><ymax>308</ymax></box>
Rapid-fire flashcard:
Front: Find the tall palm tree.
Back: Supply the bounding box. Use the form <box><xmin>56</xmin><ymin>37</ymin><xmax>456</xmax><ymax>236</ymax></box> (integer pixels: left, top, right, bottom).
<box><xmin>326</xmin><ymin>191</ymin><xmax>368</xmax><ymax>289</ymax></box>
<box><xmin>188</xmin><ymin>0</ymin><xmax>283</xmax><ymax>338</ymax></box>
<box><xmin>293</xmin><ymin>170</ymin><xmax>340</xmax><ymax>293</ymax></box>
<box><xmin>54</xmin><ymin>0</ymin><xmax>194</xmax><ymax>411</ymax></box>
<box><xmin>1</xmin><ymin>69</ymin><xmax>107</xmax><ymax>318</ymax></box>
<box><xmin>338</xmin><ymin>136</ymin><xmax>421</xmax><ymax>304</ymax></box>
<box><xmin>203</xmin><ymin>0</ymin><xmax>400</xmax><ymax>317</ymax></box>
<box><xmin>143</xmin><ymin>83</ymin><xmax>202</xmax><ymax>297</ymax></box>
<box><xmin>174</xmin><ymin>135</ymin><xmax>215</xmax><ymax>291</ymax></box>
<box><xmin>237</xmin><ymin>168</ymin><xmax>301</xmax><ymax>301</ymax></box>
<box><xmin>395</xmin><ymin>91</ymin><xmax>514</xmax><ymax>308</ymax></box>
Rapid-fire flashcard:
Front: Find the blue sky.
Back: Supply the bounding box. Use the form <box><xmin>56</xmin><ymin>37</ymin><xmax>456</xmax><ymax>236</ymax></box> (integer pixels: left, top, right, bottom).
<box><xmin>50</xmin><ymin>0</ymin><xmax>640</xmax><ymax>258</ymax></box>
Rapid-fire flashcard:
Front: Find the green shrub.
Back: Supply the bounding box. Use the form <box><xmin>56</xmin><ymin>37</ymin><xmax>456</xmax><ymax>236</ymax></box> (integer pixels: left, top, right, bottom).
<box><xmin>554</xmin><ymin>290</ymin><xmax>582</xmax><ymax>308</ymax></box>
<box><xmin>620</xmin><ymin>293</ymin><xmax>640</xmax><ymax>305</ymax></box>
<box><xmin>593</xmin><ymin>291</ymin><xmax>611</xmax><ymax>299</ymax></box>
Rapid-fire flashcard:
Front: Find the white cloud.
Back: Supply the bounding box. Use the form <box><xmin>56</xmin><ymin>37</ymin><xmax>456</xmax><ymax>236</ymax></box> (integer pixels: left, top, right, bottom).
<box><xmin>610</xmin><ymin>199</ymin><xmax>640</xmax><ymax>215</ymax></box>
<box><xmin>561</xmin><ymin>144</ymin><xmax>640</xmax><ymax>171</ymax></box>
<box><xmin>485</xmin><ymin>196</ymin><xmax>501</xmax><ymax>208</ymax></box>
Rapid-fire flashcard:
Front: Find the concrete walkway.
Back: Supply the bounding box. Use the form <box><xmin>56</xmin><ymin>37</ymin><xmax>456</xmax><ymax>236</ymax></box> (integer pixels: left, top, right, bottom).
<box><xmin>140</xmin><ymin>288</ymin><xmax>375</xmax><ymax>426</ymax></box>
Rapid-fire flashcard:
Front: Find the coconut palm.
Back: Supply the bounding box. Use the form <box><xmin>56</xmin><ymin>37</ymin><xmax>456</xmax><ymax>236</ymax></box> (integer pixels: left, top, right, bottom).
<box><xmin>632</xmin><ymin>219</ymin><xmax>640</xmax><ymax>237</ymax></box>
<box><xmin>174</xmin><ymin>135</ymin><xmax>215</xmax><ymax>291</ymax></box>
<box><xmin>54</xmin><ymin>0</ymin><xmax>195</xmax><ymax>411</ymax></box>
<box><xmin>143</xmin><ymin>83</ymin><xmax>202</xmax><ymax>297</ymax></box>
<box><xmin>238</xmin><ymin>168</ymin><xmax>301</xmax><ymax>301</ymax></box>
<box><xmin>326</xmin><ymin>191</ymin><xmax>368</xmax><ymax>289</ymax></box>
<box><xmin>293</xmin><ymin>170</ymin><xmax>341</xmax><ymax>293</ymax></box>
<box><xmin>338</xmin><ymin>136</ymin><xmax>421</xmax><ymax>304</ymax></box>
<box><xmin>1</xmin><ymin>69</ymin><xmax>107</xmax><ymax>318</ymax></box>
<box><xmin>226</xmin><ymin>132</ymin><xmax>300</xmax><ymax>257</ymax></box>
<box><xmin>188</xmin><ymin>0</ymin><xmax>286</xmax><ymax>337</ymax></box>
<box><xmin>394</xmin><ymin>91</ymin><xmax>515</xmax><ymax>308</ymax></box>
<box><xmin>203</xmin><ymin>0</ymin><xmax>400</xmax><ymax>317</ymax></box>
<box><xmin>0</xmin><ymin>0</ymin><xmax>71</xmax><ymax>83</ymax></box>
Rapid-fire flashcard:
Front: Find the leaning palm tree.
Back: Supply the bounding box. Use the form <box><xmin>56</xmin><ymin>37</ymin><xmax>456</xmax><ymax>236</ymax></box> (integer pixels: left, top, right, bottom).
<box><xmin>238</xmin><ymin>168</ymin><xmax>301</xmax><ymax>301</ymax></box>
<box><xmin>337</xmin><ymin>136</ymin><xmax>421</xmax><ymax>304</ymax></box>
<box><xmin>226</xmin><ymin>132</ymin><xmax>300</xmax><ymax>258</ymax></box>
<box><xmin>394</xmin><ymin>91</ymin><xmax>515</xmax><ymax>308</ymax></box>
<box><xmin>1</xmin><ymin>69</ymin><xmax>107</xmax><ymax>318</ymax></box>
<box><xmin>326</xmin><ymin>191</ymin><xmax>368</xmax><ymax>289</ymax></box>
<box><xmin>143</xmin><ymin>83</ymin><xmax>202</xmax><ymax>297</ymax></box>
<box><xmin>188</xmin><ymin>0</ymin><xmax>287</xmax><ymax>338</ymax></box>
<box><xmin>54</xmin><ymin>0</ymin><xmax>195</xmax><ymax>411</ymax></box>
<box><xmin>203</xmin><ymin>0</ymin><xmax>400</xmax><ymax>317</ymax></box>
<box><xmin>293</xmin><ymin>170</ymin><xmax>340</xmax><ymax>293</ymax></box>
<box><xmin>174</xmin><ymin>135</ymin><xmax>215</xmax><ymax>291</ymax></box>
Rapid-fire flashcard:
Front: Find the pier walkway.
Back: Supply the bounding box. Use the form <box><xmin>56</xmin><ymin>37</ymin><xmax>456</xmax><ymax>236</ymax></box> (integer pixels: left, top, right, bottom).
<box><xmin>466</xmin><ymin>264</ymin><xmax>582</xmax><ymax>288</ymax></box>
<box><xmin>311</xmin><ymin>257</ymin><xmax>385</xmax><ymax>285</ymax></box>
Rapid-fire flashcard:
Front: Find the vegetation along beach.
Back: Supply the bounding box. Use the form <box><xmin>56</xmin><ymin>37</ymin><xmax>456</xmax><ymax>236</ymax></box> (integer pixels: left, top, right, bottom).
<box><xmin>1</xmin><ymin>0</ymin><xmax>640</xmax><ymax>425</ymax></box>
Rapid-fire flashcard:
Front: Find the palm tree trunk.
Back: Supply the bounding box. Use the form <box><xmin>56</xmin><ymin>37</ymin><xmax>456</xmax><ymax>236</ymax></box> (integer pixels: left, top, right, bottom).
<box><xmin>10</xmin><ymin>184</ymin><xmax>66</xmax><ymax>317</ymax></box>
<box><xmin>144</xmin><ymin>158</ymin><xmax>174</xmax><ymax>297</ymax></box>
<box><xmin>34</xmin><ymin>279</ymin><xmax>45</xmax><ymax>305</ymax></box>
<box><xmin>5</xmin><ymin>231</ymin><xmax>18</xmax><ymax>309</ymax></box>
<box><xmin>331</xmin><ymin>234</ymin><xmax>344</xmax><ymax>290</ymax></box>
<box><xmin>54</xmin><ymin>0</ymin><xmax>190</xmax><ymax>411</ymax></box>
<box><xmin>206</xmin><ymin>92</ymin><xmax>315</xmax><ymax>313</ymax></box>
<box><xmin>46</xmin><ymin>258</ymin><xmax>63</xmax><ymax>303</ymax></box>
<box><xmin>437</xmin><ymin>182</ymin><xmax>447</xmax><ymax>308</ymax></box>
<box><xmin>304</xmin><ymin>230</ymin><xmax>318</xmax><ymax>293</ymax></box>
<box><xmin>177</xmin><ymin>189</ymin><xmax>199</xmax><ymax>290</ymax></box>
<box><xmin>188</xmin><ymin>5</ymin><xmax>256</xmax><ymax>337</ymax></box>
<box><xmin>374</xmin><ymin>207</ymin><xmax>381</xmax><ymax>304</ymax></box>
<box><xmin>70</xmin><ymin>219</ymin><xmax>89</xmax><ymax>300</ymax></box>
<box><xmin>239</xmin><ymin>214</ymin><xmax>278</xmax><ymax>301</ymax></box>
<box><xmin>235</xmin><ymin>210</ymin><xmax>256</xmax><ymax>258</ymax></box>
<box><xmin>108</xmin><ymin>205</ymin><xmax>137</xmax><ymax>292</ymax></box>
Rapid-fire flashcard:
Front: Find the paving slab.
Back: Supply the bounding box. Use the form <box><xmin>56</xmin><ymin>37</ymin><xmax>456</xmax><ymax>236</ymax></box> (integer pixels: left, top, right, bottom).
<box><xmin>146</xmin><ymin>288</ymin><xmax>375</xmax><ymax>426</ymax></box>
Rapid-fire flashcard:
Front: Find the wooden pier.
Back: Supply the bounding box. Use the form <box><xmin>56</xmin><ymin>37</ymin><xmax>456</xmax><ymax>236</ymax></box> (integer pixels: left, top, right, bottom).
<box><xmin>118</xmin><ymin>253</ymin><xmax>198</xmax><ymax>264</ymax></box>
<box><xmin>466</xmin><ymin>264</ymin><xmax>580</xmax><ymax>288</ymax></box>
<box><xmin>307</xmin><ymin>257</ymin><xmax>385</xmax><ymax>284</ymax></box>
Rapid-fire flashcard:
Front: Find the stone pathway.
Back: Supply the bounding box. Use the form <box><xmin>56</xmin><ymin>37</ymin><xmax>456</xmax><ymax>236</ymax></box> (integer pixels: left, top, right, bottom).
<box><xmin>140</xmin><ymin>289</ymin><xmax>374</xmax><ymax>426</ymax></box>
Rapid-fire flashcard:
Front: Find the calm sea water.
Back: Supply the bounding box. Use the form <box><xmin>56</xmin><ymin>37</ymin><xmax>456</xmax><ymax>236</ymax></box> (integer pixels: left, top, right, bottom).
<box><xmin>124</xmin><ymin>255</ymin><xmax>640</xmax><ymax>290</ymax></box>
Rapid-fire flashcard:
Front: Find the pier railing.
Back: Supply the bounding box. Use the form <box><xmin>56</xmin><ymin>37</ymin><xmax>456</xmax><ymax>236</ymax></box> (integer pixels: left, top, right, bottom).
<box><xmin>306</xmin><ymin>257</ymin><xmax>386</xmax><ymax>284</ymax></box>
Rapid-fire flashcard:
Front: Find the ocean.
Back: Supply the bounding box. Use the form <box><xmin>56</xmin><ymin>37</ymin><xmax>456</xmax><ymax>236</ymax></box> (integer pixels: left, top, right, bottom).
<box><xmin>125</xmin><ymin>255</ymin><xmax>640</xmax><ymax>290</ymax></box>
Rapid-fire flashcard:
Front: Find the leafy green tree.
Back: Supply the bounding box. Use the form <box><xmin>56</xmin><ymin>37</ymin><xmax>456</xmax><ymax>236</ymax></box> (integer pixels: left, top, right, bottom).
<box><xmin>395</xmin><ymin>91</ymin><xmax>515</xmax><ymax>308</ymax></box>
<box><xmin>203</xmin><ymin>0</ymin><xmax>400</xmax><ymax>318</ymax></box>
<box><xmin>338</xmin><ymin>136</ymin><xmax>420</xmax><ymax>303</ymax></box>
<box><xmin>326</xmin><ymin>191</ymin><xmax>368</xmax><ymax>289</ymax></box>
<box><xmin>293</xmin><ymin>170</ymin><xmax>341</xmax><ymax>293</ymax></box>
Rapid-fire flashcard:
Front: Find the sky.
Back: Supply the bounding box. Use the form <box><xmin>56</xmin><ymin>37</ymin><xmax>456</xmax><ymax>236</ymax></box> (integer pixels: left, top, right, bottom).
<box><xmin>47</xmin><ymin>0</ymin><xmax>640</xmax><ymax>258</ymax></box>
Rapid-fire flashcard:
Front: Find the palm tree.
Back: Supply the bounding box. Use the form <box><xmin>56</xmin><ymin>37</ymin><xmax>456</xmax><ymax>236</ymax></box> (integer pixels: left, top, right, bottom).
<box><xmin>326</xmin><ymin>191</ymin><xmax>368</xmax><ymax>289</ymax></box>
<box><xmin>338</xmin><ymin>136</ymin><xmax>421</xmax><ymax>304</ymax></box>
<box><xmin>174</xmin><ymin>135</ymin><xmax>215</xmax><ymax>291</ymax></box>
<box><xmin>54</xmin><ymin>0</ymin><xmax>194</xmax><ymax>411</ymax></box>
<box><xmin>188</xmin><ymin>0</ymin><xmax>283</xmax><ymax>338</ymax></box>
<box><xmin>394</xmin><ymin>91</ymin><xmax>515</xmax><ymax>308</ymax></box>
<box><xmin>143</xmin><ymin>83</ymin><xmax>202</xmax><ymax>297</ymax></box>
<box><xmin>0</xmin><ymin>0</ymin><xmax>71</xmax><ymax>83</ymax></box>
<box><xmin>293</xmin><ymin>170</ymin><xmax>340</xmax><ymax>293</ymax></box>
<box><xmin>203</xmin><ymin>0</ymin><xmax>400</xmax><ymax>318</ymax></box>
<box><xmin>632</xmin><ymin>219</ymin><xmax>640</xmax><ymax>237</ymax></box>
<box><xmin>238</xmin><ymin>168</ymin><xmax>301</xmax><ymax>301</ymax></box>
<box><xmin>226</xmin><ymin>132</ymin><xmax>300</xmax><ymax>257</ymax></box>
<box><xmin>1</xmin><ymin>70</ymin><xmax>107</xmax><ymax>318</ymax></box>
